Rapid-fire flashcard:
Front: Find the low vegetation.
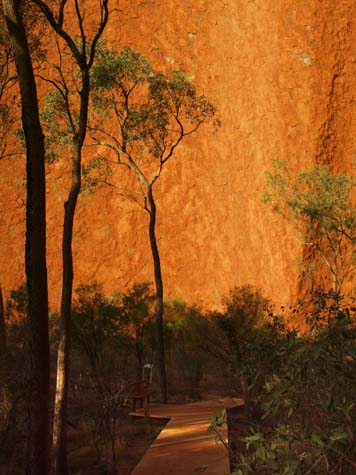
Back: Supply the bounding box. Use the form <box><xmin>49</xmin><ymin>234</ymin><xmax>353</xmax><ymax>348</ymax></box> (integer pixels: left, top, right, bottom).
<box><xmin>2</xmin><ymin>280</ymin><xmax>356</xmax><ymax>474</ymax></box>
<box><xmin>0</xmin><ymin>281</ymin><xmax>226</xmax><ymax>474</ymax></box>
<box><xmin>209</xmin><ymin>290</ymin><xmax>356</xmax><ymax>475</ymax></box>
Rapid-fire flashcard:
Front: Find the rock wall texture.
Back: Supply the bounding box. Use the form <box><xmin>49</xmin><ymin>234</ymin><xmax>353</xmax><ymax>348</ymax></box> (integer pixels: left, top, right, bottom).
<box><xmin>1</xmin><ymin>0</ymin><xmax>356</xmax><ymax>310</ymax></box>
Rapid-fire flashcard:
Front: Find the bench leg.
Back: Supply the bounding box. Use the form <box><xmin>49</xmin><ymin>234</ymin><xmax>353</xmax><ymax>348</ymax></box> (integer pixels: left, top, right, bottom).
<box><xmin>130</xmin><ymin>395</ymin><xmax>150</xmax><ymax>415</ymax></box>
<box><xmin>144</xmin><ymin>396</ymin><xmax>150</xmax><ymax>416</ymax></box>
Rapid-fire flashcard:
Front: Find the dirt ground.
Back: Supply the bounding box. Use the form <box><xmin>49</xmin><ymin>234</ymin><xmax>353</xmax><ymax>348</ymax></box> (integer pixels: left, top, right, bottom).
<box><xmin>68</xmin><ymin>417</ymin><xmax>167</xmax><ymax>475</ymax></box>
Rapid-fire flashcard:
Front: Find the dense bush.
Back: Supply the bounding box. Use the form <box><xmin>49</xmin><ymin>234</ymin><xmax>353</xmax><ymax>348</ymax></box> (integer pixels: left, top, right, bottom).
<box><xmin>5</xmin><ymin>280</ymin><xmax>354</xmax><ymax>474</ymax></box>
<box><xmin>218</xmin><ymin>291</ymin><xmax>356</xmax><ymax>475</ymax></box>
<box><xmin>163</xmin><ymin>300</ymin><xmax>211</xmax><ymax>398</ymax></box>
<box><xmin>71</xmin><ymin>282</ymin><xmax>149</xmax><ymax>472</ymax></box>
<box><xmin>0</xmin><ymin>285</ymin><xmax>28</xmax><ymax>474</ymax></box>
<box><xmin>206</xmin><ymin>286</ymin><xmax>282</xmax><ymax>412</ymax></box>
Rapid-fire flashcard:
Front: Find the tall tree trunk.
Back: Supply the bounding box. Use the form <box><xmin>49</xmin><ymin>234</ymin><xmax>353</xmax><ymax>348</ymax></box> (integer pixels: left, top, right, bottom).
<box><xmin>147</xmin><ymin>186</ymin><xmax>167</xmax><ymax>403</ymax></box>
<box><xmin>228</xmin><ymin>333</ymin><xmax>253</xmax><ymax>416</ymax></box>
<box><xmin>135</xmin><ymin>328</ymin><xmax>143</xmax><ymax>380</ymax></box>
<box><xmin>52</xmin><ymin>139</ymin><xmax>81</xmax><ymax>475</ymax></box>
<box><xmin>2</xmin><ymin>2</ymin><xmax>50</xmax><ymax>474</ymax></box>
<box><xmin>0</xmin><ymin>286</ymin><xmax>5</xmax><ymax>356</ymax></box>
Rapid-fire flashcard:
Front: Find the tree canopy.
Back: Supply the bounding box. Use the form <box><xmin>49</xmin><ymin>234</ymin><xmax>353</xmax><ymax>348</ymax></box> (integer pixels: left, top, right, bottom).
<box><xmin>264</xmin><ymin>162</ymin><xmax>356</xmax><ymax>293</ymax></box>
<box><xmin>88</xmin><ymin>45</ymin><xmax>217</xmax><ymax>194</ymax></box>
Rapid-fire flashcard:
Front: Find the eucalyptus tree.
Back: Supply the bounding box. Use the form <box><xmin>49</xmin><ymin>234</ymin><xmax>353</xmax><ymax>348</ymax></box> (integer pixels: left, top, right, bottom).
<box><xmin>29</xmin><ymin>1</ymin><xmax>109</xmax><ymax>473</ymax></box>
<box><xmin>89</xmin><ymin>46</ymin><xmax>217</xmax><ymax>402</ymax></box>
<box><xmin>118</xmin><ymin>282</ymin><xmax>154</xmax><ymax>380</ymax></box>
<box><xmin>0</xmin><ymin>8</ymin><xmax>44</xmax><ymax>160</ymax></box>
<box><xmin>264</xmin><ymin>162</ymin><xmax>356</xmax><ymax>295</ymax></box>
<box><xmin>1</xmin><ymin>2</ymin><xmax>49</xmax><ymax>474</ymax></box>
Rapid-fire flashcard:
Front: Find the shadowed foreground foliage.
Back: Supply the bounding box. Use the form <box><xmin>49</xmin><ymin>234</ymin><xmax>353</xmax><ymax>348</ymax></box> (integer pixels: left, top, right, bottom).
<box><xmin>1</xmin><ymin>283</ymin><xmax>356</xmax><ymax>474</ymax></box>
<box><xmin>210</xmin><ymin>290</ymin><xmax>356</xmax><ymax>475</ymax></box>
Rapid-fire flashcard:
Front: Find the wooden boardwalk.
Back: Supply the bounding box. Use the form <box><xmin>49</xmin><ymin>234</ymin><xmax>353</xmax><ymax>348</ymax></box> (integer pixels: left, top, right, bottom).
<box><xmin>131</xmin><ymin>397</ymin><xmax>243</xmax><ymax>475</ymax></box>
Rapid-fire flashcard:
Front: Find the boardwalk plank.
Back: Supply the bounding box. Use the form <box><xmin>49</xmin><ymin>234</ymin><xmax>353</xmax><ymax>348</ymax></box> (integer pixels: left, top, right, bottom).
<box><xmin>131</xmin><ymin>398</ymin><xmax>243</xmax><ymax>475</ymax></box>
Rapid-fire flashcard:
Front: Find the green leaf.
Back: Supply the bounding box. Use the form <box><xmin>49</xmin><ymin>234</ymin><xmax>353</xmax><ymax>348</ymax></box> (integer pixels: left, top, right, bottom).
<box><xmin>244</xmin><ymin>433</ymin><xmax>263</xmax><ymax>443</ymax></box>
<box><xmin>256</xmin><ymin>446</ymin><xmax>266</xmax><ymax>461</ymax></box>
<box><xmin>194</xmin><ymin>464</ymin><xmax>208</xmax><ymax>473</ymax></box>
<box><xmin>348</xmin><ymin>345</ymin><xmax>356</xmax><ymax>360</ymax></box>
<box><xmin>329</xmin><ymin>429</ymin><xmax>348</xmax><ymax>441</ymax></box>
<box><xmin>266</xmin><ymin>450</ymin><xmax>276</xmax><ymax>460</ymax></box>
<box><xmin>312</xmin><ymin>343</ymin><xmax>322</xmax><ymax>360</ymax></box>
<box><xmin>311</xmin><ymin>433</ymin><xmax>324</xmax><ymax>447</ymax></box>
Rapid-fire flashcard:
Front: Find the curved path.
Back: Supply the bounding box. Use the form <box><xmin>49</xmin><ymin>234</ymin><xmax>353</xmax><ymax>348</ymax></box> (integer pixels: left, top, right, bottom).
<box><xmin>131</xmin><ymin>397</ymin><xmax>243</xmax><ymax>475</ymax></box>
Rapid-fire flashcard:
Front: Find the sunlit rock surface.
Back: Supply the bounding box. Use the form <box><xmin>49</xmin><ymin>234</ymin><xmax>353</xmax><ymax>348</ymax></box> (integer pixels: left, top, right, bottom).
<box><xmin>1</xmin><ymin>0</ymin><xmax>356</xmax><ymax>309</ymax></box>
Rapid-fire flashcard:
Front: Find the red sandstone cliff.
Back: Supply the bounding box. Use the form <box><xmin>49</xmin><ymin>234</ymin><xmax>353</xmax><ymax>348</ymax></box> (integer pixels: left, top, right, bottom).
<box><xmin>1</xmin><ymin>0</ymin><xmax>356</xmax><ymax>309</ymax></box>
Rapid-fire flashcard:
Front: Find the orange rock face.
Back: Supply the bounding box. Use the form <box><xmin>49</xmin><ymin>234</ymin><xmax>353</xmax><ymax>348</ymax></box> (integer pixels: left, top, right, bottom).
<box><xmin>1</xmin><ymin>0</ymin><xmax>356</xmax><ymax>310</ymax></box>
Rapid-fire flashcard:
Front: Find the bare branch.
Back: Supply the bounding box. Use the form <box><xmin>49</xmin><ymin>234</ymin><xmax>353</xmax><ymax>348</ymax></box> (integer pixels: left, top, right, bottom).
<box><xmin>88</xmin><ymin>0</ymin><xmax>109</xmax><ymax>68</ymax></box>
<box><xmin>74</xmin><ymin>0</ymin><xmax>86</xmax><ymax>57</ymax></box>
<box><xmin>89</xmin><ymin>125</ymin><xmax>123</xmax><ymax>155</ymax></box>
<box><xmin>58</xmin><ymin>0</ymin><xmax>67</xmax><ymax>27</ymax></box>
<box><xmin>31</xmin><ymin>0</ymin><xmax>83</xmax><ymax>66</ymax></box>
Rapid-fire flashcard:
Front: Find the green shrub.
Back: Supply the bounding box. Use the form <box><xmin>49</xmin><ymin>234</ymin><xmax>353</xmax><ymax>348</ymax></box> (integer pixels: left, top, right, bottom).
<box><xmin>164</xmin><ymin>300</ymin><xmax>210</xmax><ymax>395</ymax></box>
<box><xmin>230</xmin><ymin>292</ymin><xmax>356</xmax><ymax>474</ymax></box>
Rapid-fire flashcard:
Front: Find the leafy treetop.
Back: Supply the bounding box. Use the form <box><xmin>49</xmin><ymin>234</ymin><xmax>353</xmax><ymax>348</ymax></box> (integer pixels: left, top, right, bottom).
<box><xmin>263</xmin><ymin>161</ymin><xmax>356</xmax><ymax>293</ymax></box>
<box><xmin>87</xmin><ymin>45</ymin><xmax>218</xmax><ymax>193</ymax></box>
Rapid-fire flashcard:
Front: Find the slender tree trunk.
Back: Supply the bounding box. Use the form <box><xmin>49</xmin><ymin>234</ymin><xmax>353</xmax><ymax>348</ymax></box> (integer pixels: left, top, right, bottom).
<box><xmin>147</xmin><ymin>186</ymin><xmax>167</xmax><ymax>402</ymax></box>
<box><xmin>2</xmin><ymin>2</ymin><xmax>50</xmax><ymax>474</ymax></box>
<box><xmin>0</xmin><ymin>286</ymin><xmax>6</xmax><ymax>356</ymax></box>
<box><xmin>52</xmin><ymin>139</ymin><xmax>81</xmax><ymax>475</ymax></box>
<box><xmin>135</xmin><ymin>328</ymin><xmax>143</xmax><ymax>380</ymax></box>
<box><xmin>227</xmin><ymin>333</ymin><xmax>252</xmax><ymax>415</ymax></box>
